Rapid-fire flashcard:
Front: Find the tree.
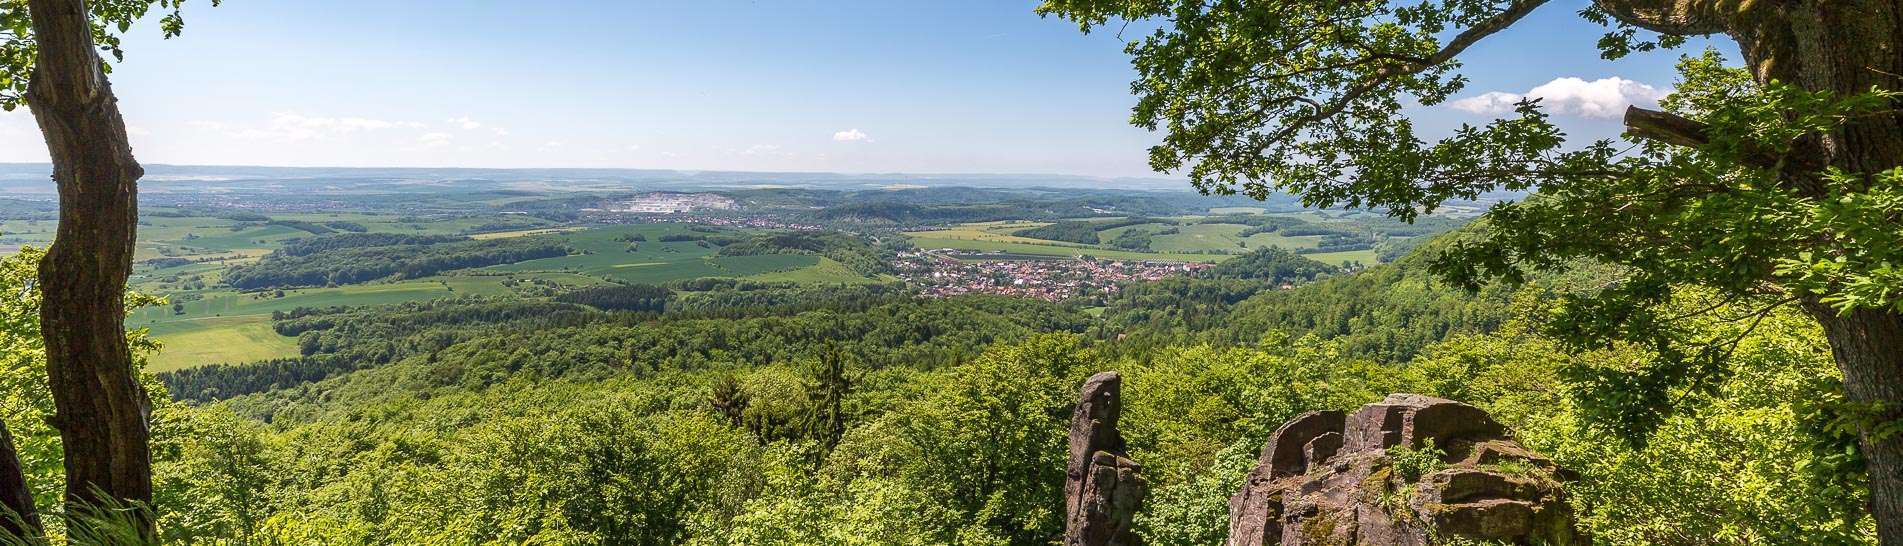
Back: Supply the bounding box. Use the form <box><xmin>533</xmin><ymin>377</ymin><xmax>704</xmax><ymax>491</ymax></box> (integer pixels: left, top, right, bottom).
<box><xmin>1038</xmin><ymin>0</ymin><xmax>1903</xmax><ymax>541</ymax></box>
<box><xmin>3</xmin><ymin>0</ymin><xmax>214</xmax><ymax>539</ymax></box>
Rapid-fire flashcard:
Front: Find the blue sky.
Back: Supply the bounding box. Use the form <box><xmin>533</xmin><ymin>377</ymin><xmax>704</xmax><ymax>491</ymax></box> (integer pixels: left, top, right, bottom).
<box><xmin>0</xmin><ymin>0</ymin><xmax>1732</xmax><ymax>177</ymax></box>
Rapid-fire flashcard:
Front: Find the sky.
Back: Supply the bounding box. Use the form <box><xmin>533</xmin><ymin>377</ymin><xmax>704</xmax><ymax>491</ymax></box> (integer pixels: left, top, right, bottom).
<box><xmin>0</xmin><ymin>0</ymin><xmax>1734</xmax><ymax>178</ymax></box>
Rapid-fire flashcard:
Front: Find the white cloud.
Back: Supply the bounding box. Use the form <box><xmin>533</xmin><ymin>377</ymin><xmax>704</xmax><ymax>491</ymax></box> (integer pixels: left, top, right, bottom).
<box><xmin>1448</xmin><ymin>77</ymin><xmax>1667</xmax><ymax>119</ymax></box>
<box><xmin>418</xmin><ymin>132</ymin><xmax>453</xmax><ymax>147</ymax></box>
<box><xmin>832</xmin><ymin>128</ymin><xmax>872</xmax><ymax>142</ymax></box>
<box><xmin>492</xmin><ymin>127</ymin><xmax>510</xmax><ymax>137</ymax></box>
<box><xmin>625</xmin><ymin>144</ymin><xmax>642</xmax><ymax>152</ymax></box>
<box><xmin>448</xmin><ymin>116</ymin><xmax>483</xmax><ymax>130</ymax></box>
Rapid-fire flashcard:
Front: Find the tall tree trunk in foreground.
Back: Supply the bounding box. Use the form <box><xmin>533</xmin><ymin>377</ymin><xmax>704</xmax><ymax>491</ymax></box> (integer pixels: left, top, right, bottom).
<box><xmin>24</xmin><ymin>0</ymin><xmax>153</xmax><ymax>538</ymax></box>
<box><xmin>0</xmin><ymin>421</ymin><xmax>41</xmax><ymax>539</ymax></box>
<box><xmin>1608</xmin><ymin>0</ymin><xmax>1903</xmax><ymax>542</ymax></box>
<box><xmin>1814</xmin><ymin>307</ymin><xmax>1903</xmax><ymax>544</ymax></box>
<box><xmin>1740</xmin><ymin>3</ymin><xmax>1903</xmax><ymax>544</ymax></box>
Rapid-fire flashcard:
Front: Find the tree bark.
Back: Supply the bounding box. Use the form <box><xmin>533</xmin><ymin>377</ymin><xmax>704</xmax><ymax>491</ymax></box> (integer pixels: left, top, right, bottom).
<box><xmin>1812</xmin><ymin>306</ymin><xmax>1903</xmax><ymax>545</ymax></box>
<box><xmin>1603</xmin><ymin>1</ymin><xmax>1903</xmax><ymax>543</ymax></box>
<box><xmin>23</xmin><ymin>0</ymin><xmax>154</xmax><ymax>538</ymax></box>
<box><xmin>1631</xmin><ymin>0</ymin><xmax>1903</xmax><ymax>543</ymax></box>
<box><xmin>0</xmin><ymin>421</ymin><xmax>41</xmax><ymax>539</ymax></box>
<box><xmin>1753</xmin><ymin>3</ymin><xmax>1903</xmax><ymax>544</ymax></box>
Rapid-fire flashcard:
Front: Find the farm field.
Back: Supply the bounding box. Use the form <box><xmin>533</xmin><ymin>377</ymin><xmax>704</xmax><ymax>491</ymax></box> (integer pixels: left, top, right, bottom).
<box><xmin>908</xmin><ymin>228</ymin><xmax>1228</xmax><ymax>262</ymax></box>
<box><xmin>482</xmin><ymin>224</ymin><xmax>835</xmax><ymax>283</ymax></box>
<box><xmin>143</xmin><ymin>316</ymin><xmax>300</xmax><ymax>372</ymax></box>
<box><xmin>914</xmin><ymin>218</ymin><xmax>1350</xmax><ymax>262</ymax></box>
<box><xmin>743</xmin><ymin>257</ymin><xmax>891</xmax><ymax>284</ymax></box>
<box><xmin>1302</xmin><ymin>249</ymin><xmax>1379</xmax><ymax>267</ymax></box>
<box><xmin>130</xmin><ymin>276</ymin><xmax>531</xmax><ymax>370</ymax></box>
<box><xmin>124</xmin><ymin>221</ymin><xmax>890</xmax><ymax>370</ymax></box>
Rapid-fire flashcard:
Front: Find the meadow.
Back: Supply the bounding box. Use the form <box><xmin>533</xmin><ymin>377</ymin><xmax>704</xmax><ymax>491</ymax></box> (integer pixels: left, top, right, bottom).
<box><xmin>121</xmin><ymin>219</ymin><xmax>881</xmax><ymax>370</ymax></box>
<box><xmin>908</xmin><ymin>216</ymin><xmax>1381</xmax><ymax>266</ymax></box>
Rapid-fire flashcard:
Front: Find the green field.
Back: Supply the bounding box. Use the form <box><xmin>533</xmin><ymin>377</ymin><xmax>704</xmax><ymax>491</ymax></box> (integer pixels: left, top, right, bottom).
<box><xmin>115</xmin><ymin>220</ymin><xmax>901</xmax><ymax>371</ymax></box>
<box><xmin>1301</xmin><ymin>249</ymin><xmax>1379</xmax><ymax>267</ymax></box>
<box><xmin>143</xmin><ymin>316</ymin><xmax>300</xmax><ymax>372</ymax></box>
<box><xmin>483</xmin><ymin>224</ymin><xmax>831</xmax><ymax>283</ymax></box>
<box><xmin>911</xmin><ymin>218</ymin><xmax>1389</xmax><ymax>268</ymax></box>
<box><xmin>914</xmin><ymin>220</ymin><xmax>1327</xmax><ymax>262</ymax></box>
<box><xmin>908</xmin><ymin>229</ymin><xmax>1228</xmax><ymax>263</ymax></box>
<box><xmin>743</xmin><ymin>257</ymin><xmax>890</xmax><ymax>284</ymax></box>
<box><xmin>131</xmin><ymin>276</ymin><xmax>534</xmax><ymax>370</ymax></box>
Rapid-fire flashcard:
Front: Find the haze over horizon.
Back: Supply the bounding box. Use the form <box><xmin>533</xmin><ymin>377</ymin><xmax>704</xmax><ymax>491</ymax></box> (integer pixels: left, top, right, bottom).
<box><xmin>0</xmin><ymin>0</ymin><xmax>1728</xmax><ymax>178</ymax></box>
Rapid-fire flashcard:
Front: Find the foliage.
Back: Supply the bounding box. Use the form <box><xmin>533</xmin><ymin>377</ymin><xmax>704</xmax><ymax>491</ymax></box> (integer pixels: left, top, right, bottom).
<box><xmin>554</xmin><ymin>284</ymin><xmax>670</xmax><ymax>313</ymax></box>
<box><xmin>223</xmin><ymin>236</ymin><xmax>570</xmax><ymax>290</ymax></box>
<box><xmin>1043</xmin><ymin>0</ymin><xmax>1903</xmax><ymax>452</ymax></box>
<box><xmin>715</xmin><ymin>231</ymin><xmax>894</xmax><ymax>277</ymax></box>
<box><xmin>1386</xmin><ymin>439</ymin><xmax>1446</xmax><ymax>483</ymax></box>
<box><xmin>1407</xmin><ymin>297</ymin><xmax>1878</xmax><ymax>544</ymax></box>
<box><xmin>1012</xmin><ymin>218</ymin><xmax>1159</xmax><ymax>245</ymax></box>
<box><xmin>0</xmin><ymin>248</ymin><xmax>186</xmax><ymax>541</ymax></box>
<box><xmin>1200</xmin><ymin>246</ymin><xmax>1338</xmax><ymax>283</ymax></box>
<box><xmin>275</xmin><ymin>233</ymin><xmax>467</xmax><ymax>257</ymax></box>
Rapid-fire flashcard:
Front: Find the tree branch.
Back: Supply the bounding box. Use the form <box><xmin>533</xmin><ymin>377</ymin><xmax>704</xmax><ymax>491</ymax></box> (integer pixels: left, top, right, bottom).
<box><xmin>1623</xmin><ymin>105</ymin><xmax>1712</xmax><ymax>148</ymax></box>
<box><xmin>1593</xmin><ymin>0</ymin><xmax>1733</xmax><ymax>36</ymax></box>
<box><xmin>1623</xmin><ymin>105</ymin><xmax>1829</xmax><ymax>171</ymax></box>
<box><xmin>1624</xmin><ymin>105</ymin><xmax>1830</xmax><ymax>196</ymax></box>
<box><xmin>1268</xmin><ymin>0</ymin><xmax>1553</xmax><ymax>144</ymax></box>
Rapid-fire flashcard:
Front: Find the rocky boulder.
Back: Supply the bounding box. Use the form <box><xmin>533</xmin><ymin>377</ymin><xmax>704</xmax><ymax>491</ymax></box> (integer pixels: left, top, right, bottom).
<box><xmin>1065</xmin><ymin>371</ymin><xmax>1145</xmax><ymax>546</ymax></box>
<box><xmin>1227</xmin><ymin>394</ymin><xmax>1584</xmax><ymax>546</ymax></box>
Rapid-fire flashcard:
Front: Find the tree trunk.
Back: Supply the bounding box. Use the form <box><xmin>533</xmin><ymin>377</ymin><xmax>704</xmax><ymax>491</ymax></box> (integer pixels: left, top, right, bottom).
<box><xmin>0</xmin><ymin>421</ymin><xmax>41</xmax><ymax>539</ymax></box>
<box><xmin>1714</xmin><ymin>1</ymin><xmax>1903</xmax><ymax>543</ymax></box>
<box><xmin>1812</xmin><ymin>307</ymin><xmax>1903</xmax><ymax>544</ymax></box>
<box><xmin>1756</xmin><ymin>3</ymin><xmax>1903</xmax><ymax>544</ymax></box>
<box><xmin>23</xmin><ymin>0</ymin><xmax>154</xmax><ymax>538</ymax></box>
<box><xmin>1606</xmin><ymin>0</ymin><xmax>1903</xmax><ymax>541</ymax></box>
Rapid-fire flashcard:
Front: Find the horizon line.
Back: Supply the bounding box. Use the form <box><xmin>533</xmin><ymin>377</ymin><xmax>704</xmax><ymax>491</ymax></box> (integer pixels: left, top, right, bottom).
<box><xmin>0</xmin><ymin>161</ymin><xmax>1190</xmax><ymax>183</ymax></box>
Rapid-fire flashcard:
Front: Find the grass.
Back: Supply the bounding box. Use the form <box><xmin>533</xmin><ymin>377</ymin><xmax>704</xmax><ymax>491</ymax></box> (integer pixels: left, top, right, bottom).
<box><xmin>144</xmin><ymin>316</ymin><xmax>300</xmax><ymax>372</ymax></box>
<box><xmin>1303</xmin><ymin>248</ymin><xmax>1378</xmax><ymax>267</ymax></box>
<box><xmin>484</xmin><ymin>224</ymin><xmax>818</xmax><ymax>283</ymax></box>
<box><xmin>58</xmin><ymin>218</ymin><xmax>886</xmax><ymax>371</ymax></box>
<box><xmin>908</xmin><ymin>233</ymin><xmax>1227</xmax><ymax>263</ymax></box>
<box><xmin>743</xmin><ymin>257</ymin><xmax>884</xmax><ymax>284</ymax></box>
<box><xmin>1241</xmin><ymin>232</ymin><xmax>1325</xmax><ymax>250</ymax></box>
<box><xmin>469</xmin><ymin>227</ymin><xmax>585</xmax><ymax>240</ymax></box>
<box><xmin>910</xmin><ymin>221</ymin><xmax>1230</xmax><ymax>263</ymax></box>
<box><xmin>916</xmin><ymin>218</ymin><xmax>1348</xmax><ymax>262</ymax></box>
<box><xmin>130</xmin><ymin>276</ymin><xmax>519</xmax><ymax>325</ymax></box>
<box><xmin>1150</xmin><ymin>223</ymin><xmax>1254</xmax><ymax>253</ymax></box>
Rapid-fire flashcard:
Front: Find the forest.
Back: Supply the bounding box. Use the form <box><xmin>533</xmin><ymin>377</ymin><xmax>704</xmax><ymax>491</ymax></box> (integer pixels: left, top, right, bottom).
<box><xmin>222</xmin><ymin>237</ymin><xmax>573</xmax><ymax>290</ymax></box>
<box><xmin>4</xmin><ymin>227</ymin><xmax>1870</xmax><ymax>544</ymax></box>
<box><xmin>2</xmin><ymin>0</ymin><xmax>1901</xmax><ymax>544</ymax></box>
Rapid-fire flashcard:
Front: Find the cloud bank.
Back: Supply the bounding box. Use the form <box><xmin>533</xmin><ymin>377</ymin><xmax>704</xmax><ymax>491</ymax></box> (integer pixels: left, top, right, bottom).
<box><xmin>1448</xmin><ymin>77</ymin><xmax>1667</xmax><ymax>119</ymax></box>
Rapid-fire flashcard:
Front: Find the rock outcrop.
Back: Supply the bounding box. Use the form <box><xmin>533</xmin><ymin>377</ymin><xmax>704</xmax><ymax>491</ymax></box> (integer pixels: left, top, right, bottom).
<box><xmin>1228</xmin><ymin>394</ymin><xmax>1584</xmax><ymax>546</ymax></box>
<box><xmin>1065</xmin><ymin>371</ymin><xmax>1144</xmax><ymax>546</ymax></box>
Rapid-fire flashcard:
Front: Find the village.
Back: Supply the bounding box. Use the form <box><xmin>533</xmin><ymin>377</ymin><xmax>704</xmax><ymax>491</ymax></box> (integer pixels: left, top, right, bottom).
<box><xmin>894</xmin><ymin>249</ymin><xmax>1213</xmax><ymax>301</ymax></box>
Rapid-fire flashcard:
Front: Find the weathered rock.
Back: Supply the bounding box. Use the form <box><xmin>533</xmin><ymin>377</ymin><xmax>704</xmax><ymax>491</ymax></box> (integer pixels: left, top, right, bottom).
<box><xmin>1065</xmin><ymin>371</ymin><xmax>1144</xmax><ymax>546</ymax></box>
<box><xmin>1226</xmin><ymin>394</ymin><xmax>1585</xmax><ymax>546</ymax></box>
<box><xmin>1229</xmin><ymin>410</ymin><xmax>1344</xmax><ymax>546</ymax></box>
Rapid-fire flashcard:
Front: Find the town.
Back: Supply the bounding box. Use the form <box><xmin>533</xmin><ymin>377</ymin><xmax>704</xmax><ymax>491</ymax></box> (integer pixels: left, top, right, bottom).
<box><xmin>894</xmin><ymin>249</ymin><xmax>1213</xmax><ymax>301</ymax></box>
